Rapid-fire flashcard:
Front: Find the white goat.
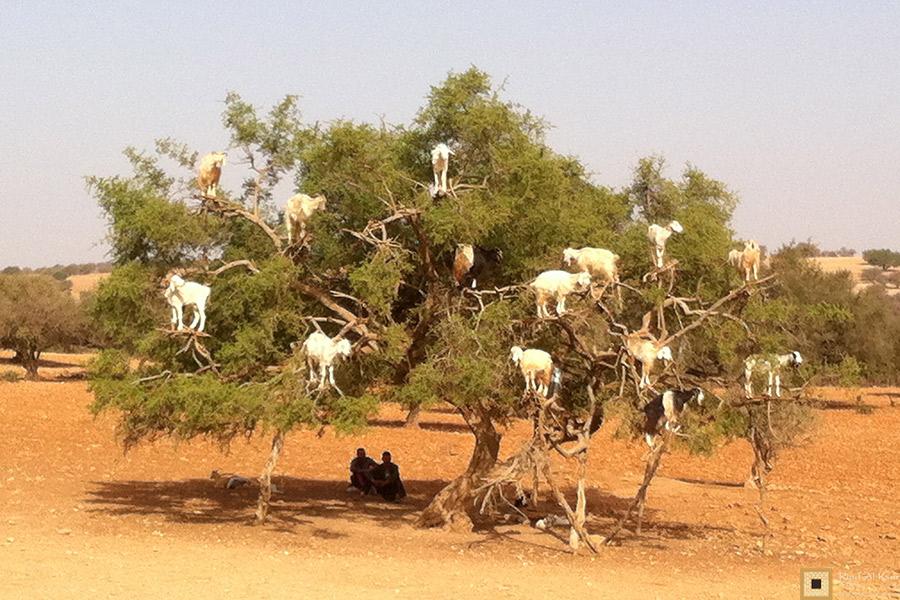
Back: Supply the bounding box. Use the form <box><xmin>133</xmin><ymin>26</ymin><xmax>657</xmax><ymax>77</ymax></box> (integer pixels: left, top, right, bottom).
<box><xmin>739</xmin><ymin>240</ymin><xmax>761</xmax><ymax>282</ymax></box>
<box><xmin>562</xmin><ymin>247</ymin><xmax>619</xmax><ymax>284</ymax></box>
<box><xmin>197</xmin><ymin>152</ymin><xmax>226</xmax><ymax>198</ymax></box>
<box><xmin>625</xmin><ymin>335</ymin><xmax>673</xmax><ymax>388</ymax></box>
<box><xmin>744</xmin><ymin>351</ymin><xmax>803</xmax><ymax>398</ymax></box>
<box><xmin>164</xmin><ymin>274</ymin><xmax>211</xmax><ymax>332</ymax></box>
<box><xmin>299</xmin><ymin>331</ymin><xmax>352</xmax><ymax>393</ymax></box>
<box><xmin>431</xmin><ymin>143</ymin><xmax>452</xmax><ymax>195</ymax></box>
<box><xmin>509</xmin><ymin>346</ymin><xmax>554</xmax><ymax>396</ymax></box>
<box><xmin>727</xmin><ymin>249</ymin><xmax>742</xmax><ymax>269</ymax></box>
<box><xmin>530</xmin><ymin>270</ymin><xmax>592</xmax><ymax>318</ymax></box>
<box><xmin>647</xmin><ymin>220</ymin><xmax>684</xmax><ymax>268</ymax></box>
<box><xmin>285</xmin><ymin>193</ymin><xmax>327</xmax><ymax>245</ymax></box>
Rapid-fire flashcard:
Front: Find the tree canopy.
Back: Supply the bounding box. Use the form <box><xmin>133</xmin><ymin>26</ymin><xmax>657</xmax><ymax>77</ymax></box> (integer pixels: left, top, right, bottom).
<box><xmin>90</xmin><ymin>67</ymin><xmax>895</xmax><ymax>541</ymax></box>
<box><xmin>863</xmin><ymin>248</ymin><xmax>900</xmax><ymax>270</ymax></box>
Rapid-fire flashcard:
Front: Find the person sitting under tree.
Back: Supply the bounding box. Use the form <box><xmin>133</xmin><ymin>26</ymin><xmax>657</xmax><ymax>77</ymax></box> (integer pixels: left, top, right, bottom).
<box><xmin>369</xmin><ymin>451</ymin><xmax>406</xmax><ymax>502</ymax></box>
<box><xmin>347</xmin><ymin>447</ymin><xmax>377</xmax><ymax>494</ymax></box>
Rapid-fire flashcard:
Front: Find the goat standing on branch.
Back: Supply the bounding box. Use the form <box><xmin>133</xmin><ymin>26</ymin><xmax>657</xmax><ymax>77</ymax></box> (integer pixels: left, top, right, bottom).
<box><xmin>530</xmin><ymin>270</ymin><xmax>591</xmax><ymax>318</ymax></box>
<box><xmin>647</xmin><ymin>220</ymin><xmax>683</xmax><ymax>268</ymax></box>
<box><xmin>509</xmin><ymin>346</ymin><xmax>555</xmax><ymax>397</ymax></box>
<box><xmin>197</xmin><ymin>152</ymin><xmax>226</xmax><ymax>198</ymax></box>
<box><xmin>642</xmin><ymin>388</ymin><xmax>704</xmax><ymax>447</ymax></box>
<box><xmin>295</xmin><ymin>331</ymin><xmax>353</xmax><ymax>394</ymax></box>
<box><xmin>624</xmin><ymin>333</ymin><xmax>673</xmax><ymax>389</ymax></box>
<box><xmin>562</xmin><ymin>247</ymin><xmax>619</xmax><ymax>284</ymax></box>
<box><xmin>285</xmin><ymin>193</ymin><xmax>327</xmax><ymax>246</ymax></box>
<box><xmin>431</xmin><ymin>143</ymin><xmax>452</xmax><ymax>196</ymax></box>
<box><xmin>163</xmin><ymin>274</ymin><xmax>211</xmax><ymax>332</ymax></box>
<box><xmin>744</xmin><ymin>351</ymin><xmax>803</xmax><ymax>398</ymax></box>
<box><xmin>740</xmin><ymin>240</ymin><xmax>761</xmax><ymax>282</ymax></box>
<box><xmin>453</xmin><ymin>244</ymin><xmax>503</xmax><ymax>289</ymax></box>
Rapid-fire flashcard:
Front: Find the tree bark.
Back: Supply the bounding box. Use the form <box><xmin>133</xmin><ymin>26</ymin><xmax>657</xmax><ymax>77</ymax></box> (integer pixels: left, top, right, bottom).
<box><xmin>255</xmin><ymin>430</ymin><xmax>285</xmax><ymax>524</ymax></box>
<box><xmin>404</xmin><ymin>405</ymin><xmax>422</xmax><ymax>428</ymax></box>
<box><xmin>568</xmin><ymin>454</ymin><xmax>589</xmax><ymax>550</ymax></box>
<box><xmin>417</xmin><ymin>403</ymin><xmax>500</xmax><ymax>531</ymax></box>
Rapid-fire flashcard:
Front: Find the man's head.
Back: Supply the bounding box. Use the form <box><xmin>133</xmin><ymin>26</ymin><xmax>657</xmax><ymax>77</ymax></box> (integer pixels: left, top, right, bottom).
<box><xmin>356</xmin><ymin>448</ymin><xmax>366</xmax><ymax>458</ymax></box>
<box><xmin>382</xmin><ymin>451</ymin><xmax>392</xmax><ymax>464</ymax></box>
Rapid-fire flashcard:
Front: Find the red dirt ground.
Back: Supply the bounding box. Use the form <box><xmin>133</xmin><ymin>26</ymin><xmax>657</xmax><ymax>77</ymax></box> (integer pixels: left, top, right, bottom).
<box><xmin>1</xmin><ymin>371</ymin><xmax>898</xmax><ymax>599</ymax></box>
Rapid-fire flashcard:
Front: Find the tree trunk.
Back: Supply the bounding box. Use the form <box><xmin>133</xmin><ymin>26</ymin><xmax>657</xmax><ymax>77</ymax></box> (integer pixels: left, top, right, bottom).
<box><xmin>404</xmin><ymin>405</ymin><xmax>422</xmax><ymax>428</ymax></box>
<box><xmin>255</xmin><ymin>430</ymin><xmax>285</xmax><ymax>524</ymax></box>
<box><xmin>568</xmin><ymin>454</ymin><xmax>588</xmax><ymax>550</ymax></box>
<box><xmin>603</xmin><ymin>436</ymin><xmax>667</xmax><ymax>545</ymax></box>
<box><xmin>16</xmin><ymin>347</ymin><xmax>40</xmax><ymax>380</ymax></box>
<box><xmin>417</xmin><ymin>403</ymin><xmax>500</xmax><ymax>531</ymax></box>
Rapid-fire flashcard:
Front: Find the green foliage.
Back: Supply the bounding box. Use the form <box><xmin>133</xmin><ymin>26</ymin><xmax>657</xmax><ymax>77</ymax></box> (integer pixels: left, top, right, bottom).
<box><xmin>394</xmin><ymin>301</ymin><xmax>517</xmax><ymax>415</ymax></box>
<box><xmin>90</xmin><ymin>373</ymin><xmax>269</xmax><ymax>448</ymax></box>
<box><xmin>348</xmin><ymin>250</ymin><xmax>412</xmax><ymax>320</ymax></box>
<box><xmin>88</xmin><ymin>349</ymin><xmax>132</xmax><ymax>380</ymax></box>
<box><xmin>88</xmin><ymin>149</ymin><xmax>222</xmax><ymax>266</ymax></box>
<box><xmin>749</xmin><ymin>244</ymin><xmax>900</xmax><ymax>384</ymax></box>
<box><xmin>89</xmin><ymin>262</ymin><xmax>160</xmax><ymax>352</ymax></box>
<box><xmin>90</xmin><ymin>66</ymin><xmax>846</xmax><ymax>461</ymax></box>
<box><xmin>863</xmin><ymin>248</ymin><xmax>900</xmax><ymax>270</ymax></box>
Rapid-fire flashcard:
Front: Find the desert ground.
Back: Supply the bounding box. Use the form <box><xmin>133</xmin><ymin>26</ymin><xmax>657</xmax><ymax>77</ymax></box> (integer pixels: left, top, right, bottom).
<box><xmin>0</xmin><ymin>357</ymin><xmax>897</xmax><ymax>599</ymax></box>
<box><xmin>66</xmin><ymin>272</ymin><xmax>110</xmax><ymax>300</ymax></box>
<box><xmin>812</xmin><ymin>256</ymin><xmax>900</xmax><ymax>296</ymax></box>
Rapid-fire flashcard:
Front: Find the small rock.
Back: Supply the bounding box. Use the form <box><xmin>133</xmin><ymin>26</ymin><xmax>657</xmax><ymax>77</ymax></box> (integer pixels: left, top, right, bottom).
<box><xmin>57</xmin><ymin>528</ymin><xmax>71</xmax><ymax>536</ymax></box>
<box><xmin>5</xmin><ymin>537</ymin><xmax>13</xmax><ymax>543</ymax></box>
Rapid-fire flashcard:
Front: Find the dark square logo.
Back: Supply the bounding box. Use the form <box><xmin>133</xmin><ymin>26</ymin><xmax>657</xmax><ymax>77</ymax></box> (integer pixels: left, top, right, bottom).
<box><xmin>802</xmin><ymin>569</ymin><xmax>832</xmax><ymax>599</ymax></box>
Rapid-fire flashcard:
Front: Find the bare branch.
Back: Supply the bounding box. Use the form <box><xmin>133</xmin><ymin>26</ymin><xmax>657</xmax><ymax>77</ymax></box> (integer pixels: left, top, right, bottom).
<box><xmin>657</xmin><ymin>275</ymin><xmax>775</xmax><ymax>347</ymax></box>
<box><xmin>208</xmin><ymin>260</ymin><xmax>260</xmax><ymax>276</ymax></box>
<box><xmin>197</xmin><ymin>194</ymin><xmax>283</xmax><ymax>251</ymax></box>
<box><xmin>294</xmin><ymin>282</ymin><xmax>379</xmax><ymax>352</ymax></box>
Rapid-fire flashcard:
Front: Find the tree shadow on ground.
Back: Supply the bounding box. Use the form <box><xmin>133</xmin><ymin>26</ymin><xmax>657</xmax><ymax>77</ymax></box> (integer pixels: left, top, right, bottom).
<box><xmin>0</xmin><ymin>356</ymin><xmax>82</xmax><ymax>369</ymax></box>
<box><xmin>366</xmin><ymin>419</ymin><xmax>471</xmax><ymax>434</ymax></box>
<box><xmin>666</xmin><ymin>476</ymin><xmax>745</xmax><ymax>488</ymax></box>
<box><xmin>85</xmin><ymin>476</ymin><xmax>742</xmax><ymax>550</ymax></box>
<box><xmin>84</xmin><ymin>476</ymin><xmax>447</xmax><ymax>531</ymax></box>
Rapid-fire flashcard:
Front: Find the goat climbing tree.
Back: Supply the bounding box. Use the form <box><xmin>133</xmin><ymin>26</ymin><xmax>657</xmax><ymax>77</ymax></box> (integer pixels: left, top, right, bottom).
<box><xmin>88</xmin><ymin>67</ymin><xmax>814</xmax><ymax>541</ymax></box>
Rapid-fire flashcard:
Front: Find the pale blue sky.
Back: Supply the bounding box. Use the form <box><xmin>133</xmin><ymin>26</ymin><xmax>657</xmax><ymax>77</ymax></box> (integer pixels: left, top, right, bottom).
<box><xmin>1</xmin><ymin>1</ymin><xmax>898</xmax><ymax>267</ymax></box>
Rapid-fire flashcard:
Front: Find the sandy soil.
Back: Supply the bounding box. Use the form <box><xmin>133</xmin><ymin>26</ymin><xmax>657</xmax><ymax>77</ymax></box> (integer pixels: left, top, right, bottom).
<box><xmin>67</xmin><ymin>272</ymin><xmax>109</xmax><ymax>300</ymax></box>
<box><xmin>0</xmin><ymin>371</ymin><xmax>897</xmax><ymax>599</ymax></box>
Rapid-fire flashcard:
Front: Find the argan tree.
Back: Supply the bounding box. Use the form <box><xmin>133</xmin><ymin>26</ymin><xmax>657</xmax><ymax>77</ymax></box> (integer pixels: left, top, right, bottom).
<box><xmin>863</xmin><ymin>248</ymin><xmax>900</xmax><ymax>271</ymax></box>
<box><xmin>0</xmin><ymin>273</ymin><xmax>86</xmax><ymax>378</ymax></box>
<box><xmin>88</xmin><ymin>68</ymin><xmax>812</xmax><ymax>537</ymax></box>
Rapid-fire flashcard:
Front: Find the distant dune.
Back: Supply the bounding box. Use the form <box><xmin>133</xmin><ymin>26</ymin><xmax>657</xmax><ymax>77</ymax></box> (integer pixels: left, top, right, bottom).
<box><xmin>811</xmin><ymin>256</ymin><xmax>899</xmax><ymax>296</ymax></box>
<box><xmin>67</xmin><ymin>272</ymin><xmax>109</xmax><ymax>300</ymax></box>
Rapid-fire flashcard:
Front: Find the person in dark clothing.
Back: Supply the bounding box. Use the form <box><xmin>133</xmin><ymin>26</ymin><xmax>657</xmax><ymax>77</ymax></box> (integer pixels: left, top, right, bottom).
<box><xmin>369</xmin><ymin>451</ymin><xmax>406</xmax><ymax>502</ymax></box>
<box><xmin>348</xmin><ymin>448</ymin><xmax>377</xmax><ymax>493</ymax></box>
